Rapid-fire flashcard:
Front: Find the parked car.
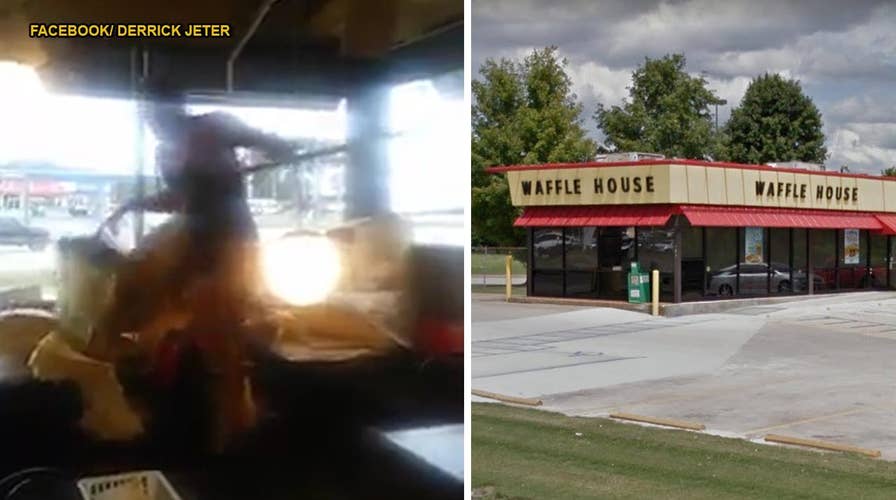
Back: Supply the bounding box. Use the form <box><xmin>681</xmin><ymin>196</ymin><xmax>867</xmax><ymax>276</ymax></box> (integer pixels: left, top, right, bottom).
<box><xmin>0</xmin><ymin>217</ymin><xmax>50</xmax><ymax>251</ymax></box>
<box><xmin>812</xmin><ymin>267</ymin><xmax>882</xmax><ymax>290</ymax></box>
<box><xmin>708</xmin><ymin>262</ymin><xmax>817</xmax><ymax>296</ymax></box>
<box><xmin>248</xmin><ymin>198</ymin><xmax>281</xmax><ymax>216</ymax></box>
<box><xmin>68</xmin><ymin>200</ymin><xmax>90</xmax><ymax>216</ymax></box>
<box><xmin>29</xmin><ymin>203</ymin><xmax>46</xmax><ymax>217</ymax></box>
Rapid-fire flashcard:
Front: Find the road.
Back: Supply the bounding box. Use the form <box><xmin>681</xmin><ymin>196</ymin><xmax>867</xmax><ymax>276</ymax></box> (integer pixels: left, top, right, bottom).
<box><xmin>472</xmin><ymin>291</ymin><xmax>896</xmax><ymax>460</ymax></box>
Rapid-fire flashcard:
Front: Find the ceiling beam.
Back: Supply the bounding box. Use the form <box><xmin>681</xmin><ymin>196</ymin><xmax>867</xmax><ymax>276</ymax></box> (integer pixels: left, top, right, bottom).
<box><xmin>28</xmin><ymin>19</ymin><xmax>463</xmax><ymax>102</ymax></box>
<box><xmin>34</xmin><ymin>41</ymin><xmax>366</xmax><ymax>100</ymax></box>
<box><xmin>383</xmin><ymin>20</ymin><xmax>463</xmax><ymax>84</ymax></box>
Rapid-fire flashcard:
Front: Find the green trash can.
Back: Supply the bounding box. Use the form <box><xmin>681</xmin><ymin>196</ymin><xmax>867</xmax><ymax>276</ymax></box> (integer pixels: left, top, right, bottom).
<box><xmin>627</xmin><ymin>262</ymin><xmax>650</xmax><ymax>304</ymax></box>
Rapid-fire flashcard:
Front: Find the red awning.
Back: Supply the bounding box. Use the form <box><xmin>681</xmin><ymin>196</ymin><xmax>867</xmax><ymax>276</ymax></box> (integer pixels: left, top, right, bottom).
<box><xmin>679</xmin><ymin>205</ymin><xmax>884</xmax><ymax>230</ymax></box>
<box><xmin>877</xmin><ymin>214</ymin><xmax>896</xmax><ymax>235</ymax></box>
<box><xmin>513</xmin><ymin>205</ymin><xmax>677</xmax><ymax>227</ymax></box>
<box><xmin>515</xmin><ymin>204</ymin><xmax>896</xmax><ymax>231</ymax></box>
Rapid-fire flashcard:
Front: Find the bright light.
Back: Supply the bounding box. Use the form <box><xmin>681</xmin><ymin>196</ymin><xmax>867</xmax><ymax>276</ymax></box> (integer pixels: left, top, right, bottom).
<box><xmin>0</xmin><ymin>61</ymin><xmax>346</xmax><ymax>173</ymax></box>
<box><xmin>0</xmin><ymin>61</ymin><xmax>45</xmax><ymax>96</ymax></box>
<box><xmin>388</xmin><ymin>79</ymin><xmax>439</xmax><ymax>133</ymax></box>
<box><xmin>0</xmin><ymin>61</ymin><xmax>48</xmax><ymax>164</ymax></box>
<box><xmin>387</xmin><ymin>79</ymin><xmax>466</xmax><ymax>217</ymax></box>
<box><xmin>260</xmin><ymin>235</ymin><xmax>341</xmax><ymax>305</ymax></box>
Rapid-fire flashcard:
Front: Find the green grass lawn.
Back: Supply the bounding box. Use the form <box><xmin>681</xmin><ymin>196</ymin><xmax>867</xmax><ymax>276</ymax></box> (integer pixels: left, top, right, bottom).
<box><xmin>472</xmin><ymin>253</ymin><xmax>527</xmax><ymax>275</ymax></box>
<box><xmin>473</xmin><ymin>403</ymin><xmax>896</xmax><ymax>500</ymax></box>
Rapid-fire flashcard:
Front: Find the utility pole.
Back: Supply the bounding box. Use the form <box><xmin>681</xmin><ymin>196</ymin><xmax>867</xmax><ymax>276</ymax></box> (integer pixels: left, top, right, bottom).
<box><xmin>700</xmin><ymin>71</ymin><xmax>727</xmax><ymax>132</ymax></box>
<box><xmin>714</xmin><ymin>99</ymin><xmax>727</xmax><ymax>131</ymax></box>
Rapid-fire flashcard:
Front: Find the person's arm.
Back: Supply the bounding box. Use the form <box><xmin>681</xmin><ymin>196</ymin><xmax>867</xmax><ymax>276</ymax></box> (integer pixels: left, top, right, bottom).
<box><xmin>135</xmin><ymin>190</ymin><xmax>183</xmax><ymax>213</ymax></box>
<box><xmin>106</xmin><ymin>190</ymin><xmax>182</xmax><ymax>227</ymax></box>
<box><xmin>208</xmin><ymin>112</ymin><xmax>298</xmax><ymax>164</ymax></box>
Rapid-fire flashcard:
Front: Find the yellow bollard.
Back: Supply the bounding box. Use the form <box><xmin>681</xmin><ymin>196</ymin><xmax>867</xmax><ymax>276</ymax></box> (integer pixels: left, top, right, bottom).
<box><xmin>505</xmin><ymin>255</ymin><xmax>513</xmax><ymax>301</ymax></box>
<box><xmin>651</xmin><ymin>269</ymin><xmax>660</xmax><ymax>316</ymax></box>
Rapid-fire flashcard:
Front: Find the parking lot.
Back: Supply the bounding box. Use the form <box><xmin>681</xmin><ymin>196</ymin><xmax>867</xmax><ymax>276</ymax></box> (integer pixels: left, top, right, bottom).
<box><xmin>472</xmin><ymin>291</ymin><xmax>896</xmax><ymax>459</ymax></box>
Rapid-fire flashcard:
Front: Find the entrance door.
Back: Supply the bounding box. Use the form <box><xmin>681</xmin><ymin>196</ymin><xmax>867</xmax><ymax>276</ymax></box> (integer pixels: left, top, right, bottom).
<box><xmin>681</xmin><ymin>226</ymin><xmax>703</xmax><ymax>300</ymax></box>
<box><xmin>597</xmin><ymin>227</ymin><xmax>634</xmax><ymax>300</ymax></box>
<box><xmin>870</xmin><ymin>234</ymin><xmax>888</xmax><ymax>288</ymax></box>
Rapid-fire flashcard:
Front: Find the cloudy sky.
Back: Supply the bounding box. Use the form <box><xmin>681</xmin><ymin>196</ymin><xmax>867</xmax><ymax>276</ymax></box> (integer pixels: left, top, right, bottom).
<box><xmin>472</xmin><ymin>0</ymin><xmax>896</xmax><ymax>174</ymax></box>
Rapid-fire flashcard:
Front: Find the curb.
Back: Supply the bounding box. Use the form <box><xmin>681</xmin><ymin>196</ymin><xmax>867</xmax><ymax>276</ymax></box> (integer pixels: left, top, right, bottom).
<box><xmin>609</xmin><ymin>412</ymin><xmax>705</xmax><ymax>431</ymax></box>
<box><xmin>472</xmin><ymin>389</ymin><xmax>543</xmax><ymax>407</ymax></box>
<box><xmin>764</xmin><ymin>434</ymin><xmax>881</xmax><ymax>458</ymax></box>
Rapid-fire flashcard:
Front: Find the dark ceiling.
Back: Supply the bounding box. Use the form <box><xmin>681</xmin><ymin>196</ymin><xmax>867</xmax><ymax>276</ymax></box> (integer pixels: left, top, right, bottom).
<box><xmin>0</xmin><ymin>0</ymin><xmax>463</xmax><ymax>102</ymax></box>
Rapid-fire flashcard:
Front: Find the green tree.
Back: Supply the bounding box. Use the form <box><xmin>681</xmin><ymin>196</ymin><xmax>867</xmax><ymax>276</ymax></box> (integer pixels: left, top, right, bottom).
<box><xmin>882</xmin><ymin>166</ymin><xmax>896</xmax><ymax>177</ymax></box>
<box><xmin>595</xmin><ymin>54</ymin><xmax>722</xmax><ymax>159</ymax></box>
<box><xmin>725</xmin><ymin>73</ymin><xmax>827</xmax><ymax>164</ymax></box>
<box><xmin>472</xmin><ymin>47</ymin><xmax>596</xmax><ymax>246</ymax></box>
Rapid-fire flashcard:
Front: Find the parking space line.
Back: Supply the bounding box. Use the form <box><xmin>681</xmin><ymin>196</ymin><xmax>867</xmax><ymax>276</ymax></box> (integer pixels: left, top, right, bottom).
<box><xmin>744</xmin><ymin>407</ymin><xmax>874</xmax><ymax>435</ymax></box>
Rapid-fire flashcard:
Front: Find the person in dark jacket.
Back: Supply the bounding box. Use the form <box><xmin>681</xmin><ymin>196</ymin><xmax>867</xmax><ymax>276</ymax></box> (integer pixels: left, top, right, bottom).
<box><xmin>98</xmin><ymin>81</ymin><xmax>299</xmax><ymax>451</ymax></box>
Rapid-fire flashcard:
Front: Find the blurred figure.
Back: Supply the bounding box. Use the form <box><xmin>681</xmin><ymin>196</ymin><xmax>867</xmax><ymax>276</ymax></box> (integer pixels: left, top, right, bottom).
<box><xmin>97</xmin><ymin>80</ymin><xmax>299</xmax><ymax>450</ymax></box>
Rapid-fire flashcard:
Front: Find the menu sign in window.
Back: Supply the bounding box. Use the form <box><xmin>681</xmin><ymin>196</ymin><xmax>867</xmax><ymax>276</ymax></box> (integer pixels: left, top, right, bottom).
<box><xmin>844</xmin><ymin>229</ymin><xmax>860</xmax><ymax>264</ymax></box>
<box><xmin>744</xmin><ymin>227</ymin><xmax>764</xmax><ymax>264</ymax></box>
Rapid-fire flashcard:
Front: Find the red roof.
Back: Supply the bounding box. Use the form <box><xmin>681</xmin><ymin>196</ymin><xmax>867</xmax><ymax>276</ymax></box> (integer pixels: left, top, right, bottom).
<box><xmin>487</xmin><ymin>159</ymin><xmax>896</xmax><ymax>182</ymax></box>
<box><xmin>515</xmin><ymin>204</ymin><xmax>892</xmax><ymax>231</ymax></box>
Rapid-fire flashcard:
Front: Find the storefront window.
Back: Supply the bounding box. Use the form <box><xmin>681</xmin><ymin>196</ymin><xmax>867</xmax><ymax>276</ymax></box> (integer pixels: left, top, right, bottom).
<box><xmin>565</xmin><ymin>227</ymin><xmax>598</xmax><ymax>298</ymax></box>
<box><xmin>891</xmin><ymin>236</ymin><xmax>896</xmax><ymax>290</ymax></box>
<box><xmin>810</xmin><ymin>229</ymin><xmax>837</xmax><ymax>291</ymax></box>
<box><xmin>792</xmin><ymin>229</ymin><xmax>809</xmax><ymax>293</ymax></box>
<box><xmin>870</xmin><ymin>234</ymin><xmax>888</xmax><ymax>288</ymax></box>
<box><xmin>769</xmin><ymin>228</ymin><xmax>791</xmax><ymax>295</ymax></box>
<box><xmin>705</xmin><ymin>228</ymin><xmax>737</xmax><ymax>297</ymax></box>
<box><xmin>533</xmin><ymin>228</ymin><xmax>564</xmax><ymax>270</ymax></box>
<box><xmin>532</xmin><ymin>228</ymin><xmax>563</xmax><ymax>297</ymax></box>
<box><xmin>837</xmin><ymin>229</ymin><xmax>869</xmax><ymax>289</ymax></box>
<box><xmin>565</xmin><ymin>227</ymin><xmax>598</xmax><ymax>269</ymax></box>
<box><xmin>738</xmin><ymin>227</ymin><xmax>767</xmax><ymax>296</ymax></box>
<box><xmin>638</xmin><ymin>227</ymin><xmax>674</xmax><ymax>300</ymax></box>
<box><xmin>532</xmin><ymin>270</ymin><xmax>563</xmax><ymax>297</ymax></box>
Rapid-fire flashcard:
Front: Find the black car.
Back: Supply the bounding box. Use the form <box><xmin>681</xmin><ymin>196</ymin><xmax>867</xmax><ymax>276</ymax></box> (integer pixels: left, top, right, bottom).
<box><xmin>0</xmin><ymin>217</ymin><xmax>50</xmax><ymax>251</ymax></box>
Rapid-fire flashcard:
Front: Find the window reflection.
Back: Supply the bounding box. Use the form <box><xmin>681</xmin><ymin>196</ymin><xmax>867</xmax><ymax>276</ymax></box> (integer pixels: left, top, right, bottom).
<box><xmin>891</xmin><ymin>237</ymin><xmax>896</xmax><ymax>290</ymax></box>
<box><xmin>810</xmin><ymin>229</ymin><xmax>837</xmax><ymax>291</ymax></box>
<box><xmin>870</xmin><ymin>234</ymin><xmax>887</xmax><ymax>288</ymax></box>
<box><xmin>564</xmin><ymin>227</ymin><xmax>597</xmax><ymax>269</ymax></box>
<box><xmin>705</xmin><ymin>228</ymin><xmax>737</xmax><ymax>296</ymax></box>
<box><xmin>638</xmin><ymin>227</ymin><xmax>674</xmax><ymax>300</ymax></box>
<box><xmin>792</xmin><ymin>229</ymin><xmax>812</xmax><ymax>293</ymax></box>
<box><xmin>533</xmin><ymin>228</ymin><xmax>564</xmax><ymax>269</ymax></box>
<box><xmin>564</xmin><ymin>227</ymin><xmax>598</xmax><ymax>298</ymax></box>
<box><xmin>769</xmin><ymin>228</ymin><xmax>791</xmax><ymax>295</ymax></box>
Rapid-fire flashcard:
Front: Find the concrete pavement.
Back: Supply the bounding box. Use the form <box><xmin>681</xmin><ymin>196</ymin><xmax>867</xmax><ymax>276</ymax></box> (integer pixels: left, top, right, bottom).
<box><xmin>472</xmin><ymin>291</ymin><xmax>896</xmax><ymax>459</ymax></box>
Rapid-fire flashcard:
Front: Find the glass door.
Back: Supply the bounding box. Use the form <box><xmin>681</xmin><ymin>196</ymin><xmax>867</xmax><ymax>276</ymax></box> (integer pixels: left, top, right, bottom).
<box><xmin>597</xmin><ymin>227</ymin><xmax>635</xmax><ymax>300</ymax></box>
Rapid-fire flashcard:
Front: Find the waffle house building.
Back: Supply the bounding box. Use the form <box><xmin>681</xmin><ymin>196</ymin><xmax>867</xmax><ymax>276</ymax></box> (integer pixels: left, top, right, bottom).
<box><xmin>490</xmin><ymin>160</ymin><xmax>896</xmax><ymax>302</ymax></box>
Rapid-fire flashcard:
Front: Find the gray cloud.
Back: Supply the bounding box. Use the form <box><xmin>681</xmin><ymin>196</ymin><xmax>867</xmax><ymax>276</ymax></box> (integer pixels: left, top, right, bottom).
<box><xmin>472</xmin><ymin>0</ymin><xmax>896</xmax><ymax>173</ymax></box>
